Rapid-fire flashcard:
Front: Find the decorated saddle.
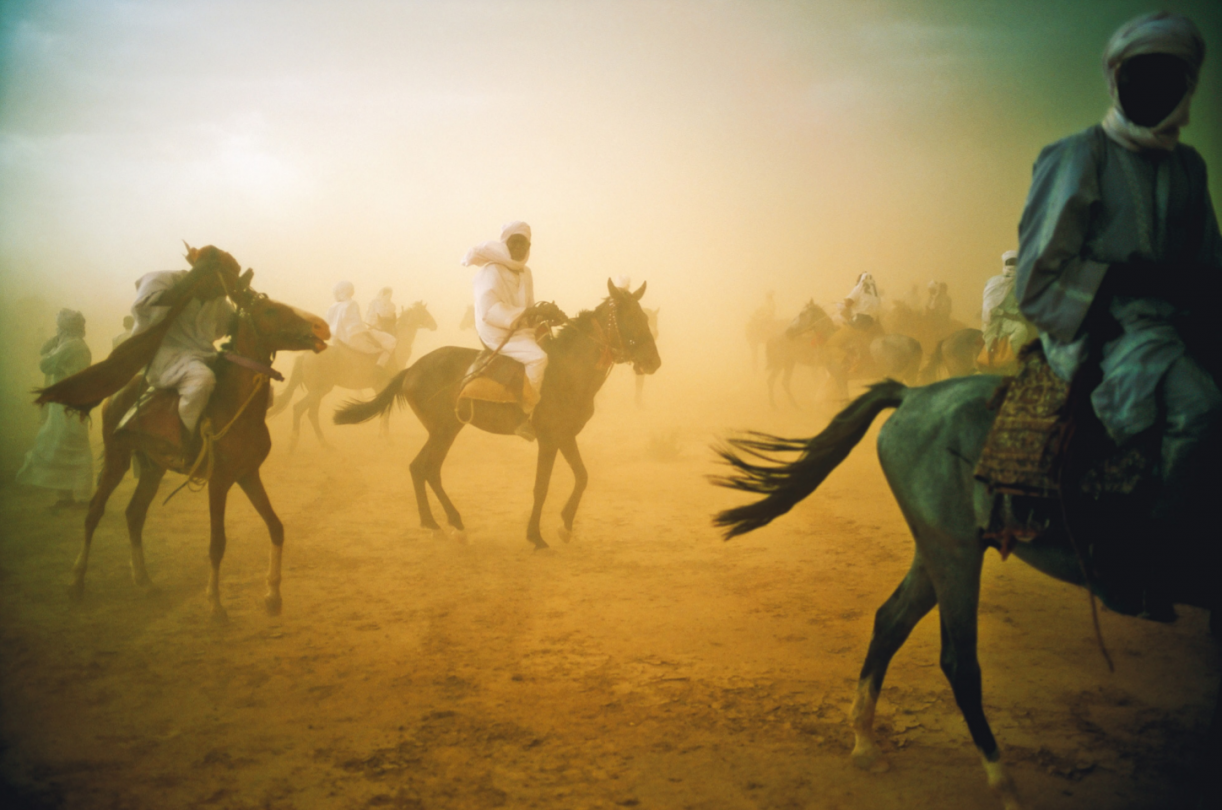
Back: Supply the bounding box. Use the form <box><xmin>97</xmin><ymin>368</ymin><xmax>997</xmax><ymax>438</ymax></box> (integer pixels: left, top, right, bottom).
<box><xmin>113</xmin><ymin>383</ymin><xmax>194</xmax><ymax>473</ymax></box>
<box><xmin>974</xmin><ymin>342</ymin><xmax>1157</xmax><ymax>557</ymax></box>
<box><xmin>457</xmin><ymin>350</ymin><xmax>528</xmax><ymax>413</ymax></box>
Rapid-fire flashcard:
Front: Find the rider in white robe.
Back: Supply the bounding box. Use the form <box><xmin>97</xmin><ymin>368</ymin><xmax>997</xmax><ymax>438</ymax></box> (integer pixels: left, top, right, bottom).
<box><xmin>981</xmin><ymin>251</ymin><xmax>1033</xmax><ymax>352</ymax></box>
<box><xmin>365</xmin><ymin>287</ymin><xmax>397</xmax><ymax>334</ymax></box>
<box><xmin>131</xmin><ymin>270</ymin><xmax>235</xmax><ymax>434</ymax></box>
<box><xmin>326</xmin><ymin>281</ymin><xmax>395</xmax><ymax>367</ymax></box>
<box><xmin>17</xmin><ymin>310</ymin><xmax>94</xmax><ymax>504</ymax></box>
<box><xmin>463</xmin><ymin>221</ymin><xmax>548</xmax><ymax>412</ymax></box>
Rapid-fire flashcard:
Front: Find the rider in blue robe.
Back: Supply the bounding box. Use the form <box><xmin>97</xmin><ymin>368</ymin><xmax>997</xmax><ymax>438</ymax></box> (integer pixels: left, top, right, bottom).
<box><xmin>1015</xmin><ymin>12</ymin><xmax>1221</xmax><ymax>615</ymax></box>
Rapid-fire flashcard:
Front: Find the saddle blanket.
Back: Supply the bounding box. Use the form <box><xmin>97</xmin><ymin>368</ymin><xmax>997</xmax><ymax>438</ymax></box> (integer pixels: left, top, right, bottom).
<box><xmin>458</xmin><ymin>352</ymin><xmax>526</xmax><ymax>406</ymax></box>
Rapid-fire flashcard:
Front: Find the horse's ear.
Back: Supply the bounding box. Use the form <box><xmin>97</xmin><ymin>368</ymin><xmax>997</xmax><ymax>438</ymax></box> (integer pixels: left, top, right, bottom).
<box><xmin>632</xmin><ymin>281</ymin><xmax>646</xmax><ymax>301</ymax></box>
<box><xmin>183</xmin><ymin>240</ymin><xmax>200</xmax><ymax>266</ymax></box>
<box><xmin>607</xmin><ymin>278</ymin><xmax>622</xmax><ymax>299</ymax></box>
<box><xmin>239</xmin><ymin>268</ymin><xmax>254</xmax><ymax>290</ymax></box>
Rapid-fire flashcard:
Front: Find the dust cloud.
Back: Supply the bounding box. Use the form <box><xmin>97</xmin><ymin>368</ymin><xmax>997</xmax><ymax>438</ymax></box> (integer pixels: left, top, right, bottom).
<box><xmin>1</xmin><ymin>2</ymin><xmax>1220</xmax><ymax>809</ymax></box>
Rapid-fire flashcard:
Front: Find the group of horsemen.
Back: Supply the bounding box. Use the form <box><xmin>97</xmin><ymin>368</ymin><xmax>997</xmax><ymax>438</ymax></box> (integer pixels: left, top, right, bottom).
<box><xmin>22</xmin><ymin>12</ymin><xmax>1221</xmax><ymax>615</ymax></box>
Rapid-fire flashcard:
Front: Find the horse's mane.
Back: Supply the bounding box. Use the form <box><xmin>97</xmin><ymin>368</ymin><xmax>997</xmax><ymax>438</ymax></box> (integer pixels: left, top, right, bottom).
<box><xmin>548</xmin><ymin>304</ymin><xmax>605</xmax><ymax>353</ymax></box>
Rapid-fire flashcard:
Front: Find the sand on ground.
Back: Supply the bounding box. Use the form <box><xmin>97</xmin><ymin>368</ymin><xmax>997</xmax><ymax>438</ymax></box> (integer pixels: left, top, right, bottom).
<box><xmin>1</xmin><ymin>368</ymin><xmax>1217</xmax><ymax>810</ymax></box>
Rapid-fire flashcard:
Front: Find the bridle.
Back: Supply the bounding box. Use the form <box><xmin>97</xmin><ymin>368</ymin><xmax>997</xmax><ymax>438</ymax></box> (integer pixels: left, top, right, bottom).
<box><xmin>586</xmin><ymin>297</ymin><xmax>634</xmax><ymax>370</ymax></box>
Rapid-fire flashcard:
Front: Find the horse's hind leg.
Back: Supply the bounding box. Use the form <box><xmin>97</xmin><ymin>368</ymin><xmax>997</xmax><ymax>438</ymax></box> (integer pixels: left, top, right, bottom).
<box><xmin>410</xmin><ymin>428</ymin><xmax>460</xmax><ymax>536</ymax></box>
<box><xmin>72</xmin><ymin>445</ymin><xmax>131</xmax><ymax>600</ymax></box>
<box><xmin>556</xmin><ymin>437</ymin><xmax>587</xmax><ymax>543</ymax></box>
<box><xmin>934</xmin><ymin>550</ymin><xmax>1022</xmax><ymax>809</ymax></box>
<box><xmin>237</xmin><ymin>470</ymin><xmax>286</xmax><ymax>616</ymax></box>
<box><xmin>851</xmin><ymin>552</ymin><xmax>937</xmax><ymax>772</ymax></box>
<box><xmin>124</xmin><ymin>455</ymin><xmax>166</xmax><ymax>590</ymax></box>
<box><xmin>307</xmin><ymin>393</ymin><xmax>331</xmax><ymax>449</ymax></box>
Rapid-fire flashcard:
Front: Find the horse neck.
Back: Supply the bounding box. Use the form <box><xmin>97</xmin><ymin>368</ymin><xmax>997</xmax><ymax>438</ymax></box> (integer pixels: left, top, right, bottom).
<box><xmin>212</xmin><ymin>315</ymin><xmax>272</xmax><ymax>426</ymax></box>
<box><xmin>551</xmin><ymin>306</ymin><xmax>615</xmax><ymax>397</ymax></box>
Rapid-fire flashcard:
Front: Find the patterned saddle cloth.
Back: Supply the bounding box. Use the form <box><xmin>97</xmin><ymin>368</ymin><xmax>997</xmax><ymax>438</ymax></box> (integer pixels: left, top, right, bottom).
<box><xmin>457</xmin><ymin>351</ymin><xmax>526</xmax><ymax>407</ymax></box>
<box><xmin>974</xmin><ymin>343</ymin><xmax>1158</xmax><ymax>554</ymax></box>
<box><xmin>114</xmin><ymin>385</ymin><xmax>195</xmax><ymax>473</ymax></box>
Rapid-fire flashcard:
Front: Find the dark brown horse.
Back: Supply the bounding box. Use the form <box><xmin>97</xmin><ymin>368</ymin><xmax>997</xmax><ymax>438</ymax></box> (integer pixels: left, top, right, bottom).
<box><xmin>334</xmin><ymin>280</ymin><xmax>661</xmax><ymax>549</ymax></box>
<box><xmin>69</xmin><ymin>277</ymin><xmax>329</xmax><ymax>621</ymax></box>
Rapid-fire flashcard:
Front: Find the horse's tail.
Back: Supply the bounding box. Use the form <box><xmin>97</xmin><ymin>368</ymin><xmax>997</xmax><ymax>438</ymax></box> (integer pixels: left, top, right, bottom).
<box><xmin>267</xmin><ymin>354</ymin><xmax>304</xmax><ymax>417</ymax></box>
<box><xmin>917</xmin><ymin>338</ymin><xmax>944</xmax><ymax>385</ymax></box>
<box><xmin>333</xmin><ymin>368</ymin><xmax>410</xmax><ymax>425</ymax></box>
<box><xmin>711</xmin><ymin>379</ymin><xmax>907</xmax><ymax>538</ymax></box>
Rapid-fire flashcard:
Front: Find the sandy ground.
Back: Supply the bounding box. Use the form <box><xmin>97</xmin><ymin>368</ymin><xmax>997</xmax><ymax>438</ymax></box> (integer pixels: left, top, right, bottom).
<box><xmin>1</xmin><ymin>369</ymin><xmax>1218</xmax><ymax>810</ymax></box>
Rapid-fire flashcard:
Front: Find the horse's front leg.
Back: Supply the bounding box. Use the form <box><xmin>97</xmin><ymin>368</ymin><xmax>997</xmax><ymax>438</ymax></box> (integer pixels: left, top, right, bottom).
<box><xmin>556</xmin><ymin>437</ymin><xmax>587</xmax><ymax>543</ymax></box>
<box><xmin>73</xmin><ymin>445</ymin><xmax>132</xmax><ymax>600</ymax></box>
<box><xmin>526</xmin><ymin>441</ymin><xmax>559</xmax><ymax>550</ymax></box>
<box><xmin>207</xmin><ymin>477</ymin><xmax>236</xmax><ymax>623</ymax></box>
<box><xmin>237</xmin><ymin>470</ymin><xmax>285</xmax><ymax>617</ymax></box>
<box><xmin>124</xmin><ymin>457</ymin><xmax>166</xmax><ymax>590</ymax></box>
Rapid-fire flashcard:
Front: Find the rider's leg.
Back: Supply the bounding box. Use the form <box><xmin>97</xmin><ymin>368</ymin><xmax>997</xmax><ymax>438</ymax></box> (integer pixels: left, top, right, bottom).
<box><xmin>177</xmin><ymin>361</ymin><xmax>217</xmax><ymax>435</ymax></box>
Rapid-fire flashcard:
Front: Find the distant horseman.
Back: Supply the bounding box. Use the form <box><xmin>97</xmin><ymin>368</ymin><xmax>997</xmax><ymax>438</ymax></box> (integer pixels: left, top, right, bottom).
<box><xmin>326</xmin><ymin>281</ymin><xmax>396</xmax><ymax>368</ymax></box>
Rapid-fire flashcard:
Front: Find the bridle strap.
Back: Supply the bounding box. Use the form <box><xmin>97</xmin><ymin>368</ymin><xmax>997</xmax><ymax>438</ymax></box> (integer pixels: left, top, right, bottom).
<box><xmin>222</xmin><ymin>350</ymin><xmax>284</xmax><ymax>382</ymax></box>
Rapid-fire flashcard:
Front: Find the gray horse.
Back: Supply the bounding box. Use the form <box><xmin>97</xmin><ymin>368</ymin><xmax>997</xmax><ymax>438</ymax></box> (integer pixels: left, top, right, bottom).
<box><xmin>270</xmin><ymin>301</ymin><xmax>437</xmax><ymax>449</ymax></box>
<box><xmin>713</xmin><ymin>375</ymin><xmax>1218</xmax><ymax>809</ymax></box>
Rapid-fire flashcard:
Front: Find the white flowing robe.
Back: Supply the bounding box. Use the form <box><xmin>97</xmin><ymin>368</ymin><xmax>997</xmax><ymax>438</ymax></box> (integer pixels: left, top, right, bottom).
<box><xmin>17</xmin><ymin>336</ymin><xmax>94</xmax><ymax>500</ymax></box>
<box><xmin>326</xmin><ymin>298</ymin><xmax>395</xmax><ymax>358</ymax></box>
<box><xmin>130</xmin><ymin>270</ymin><xmax>234</xmax><ymax>431</ymax></box>
<box><xmin>470</xmin><ymin>256</ymin><xmax>547</xmax><ymax>405</ymax></box>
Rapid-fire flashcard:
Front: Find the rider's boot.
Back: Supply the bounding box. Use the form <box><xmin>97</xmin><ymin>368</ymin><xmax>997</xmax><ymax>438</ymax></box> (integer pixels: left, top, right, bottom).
<box><xmin>514</xmin><ymin>414</ymin><xmax>537</xmax><ymax>442</ymax></box>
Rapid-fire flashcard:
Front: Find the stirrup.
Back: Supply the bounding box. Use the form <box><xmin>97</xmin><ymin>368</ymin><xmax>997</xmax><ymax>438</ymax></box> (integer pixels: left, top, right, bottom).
<box><xmin>514</xmin><ymin>419</ymin><xmax>537</xmax><ymax>442</ymax></box>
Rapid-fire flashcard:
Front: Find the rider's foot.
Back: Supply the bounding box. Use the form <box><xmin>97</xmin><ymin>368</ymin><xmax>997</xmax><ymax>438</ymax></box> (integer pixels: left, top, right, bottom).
<box><xmin>514</xmin><ymin>419</ymin><xmax>537</xmax><ymax>442</ymax></box>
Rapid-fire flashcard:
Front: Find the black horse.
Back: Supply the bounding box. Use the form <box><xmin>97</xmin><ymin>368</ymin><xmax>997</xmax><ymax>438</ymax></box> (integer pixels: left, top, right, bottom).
<box><xmin>334</xmin><ymin>280</ymin><xmax>661</xmax><ymax>549</ymax></box>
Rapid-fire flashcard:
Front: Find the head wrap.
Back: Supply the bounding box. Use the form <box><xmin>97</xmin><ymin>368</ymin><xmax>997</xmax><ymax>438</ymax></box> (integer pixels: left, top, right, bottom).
<box><xmin>614</xmin><ymin>275</ymin><xmax>631</xmax><ymax>290</ymax></box>
<box><xmin>1001</xmin><ymin>250</ymin><xmax>1018</xmax><ymax>272</ymax></box>
<box><xmin>500</xmin><ymin>221</ymin><xmax>531</xmax><ymax>243</ymax></box>
<box><xmin>462</xmin><ymin>221</ymin><xmax>532</xmax><ymax>273</ymax></box>
<box><xmin>377</xmin><ymin>287</ymin><xmax>393</xmax><ymax>300</ymax></box>
<box><xmin>333</xmin><ymin>281</ymin><xmax>354</xmax><ymax>302</ymax></box>
<box><xmin>1101</xmin><ymin>12</ymin><xmax>1206</xmax><ymax>151</ymax></box>
<box><xmin>56</xmin><ymin>309</ymin><xmax>86</xmax><ymax>338</ymax></box>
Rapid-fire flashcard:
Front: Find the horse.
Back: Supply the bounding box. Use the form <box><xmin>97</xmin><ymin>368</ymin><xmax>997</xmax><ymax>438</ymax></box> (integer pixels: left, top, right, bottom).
<box><xmin>766</xmin><ymin>302</ymin><xmax>922</xmax><ymax>407</ymax></box>
<box><xmin>712</xmin><ymin>375</ymin><xmax>1219</xmax><ymax>809</ymax></box>
<box><xmin>883</xmin><ymin>300</ymin><xmax>969</xmax><ymax>357</ymax></box>
<box><xmin>69</xmin><ymin>275</ymin><xmax>329</xmax><ymax>622</ymax></box>
<box><xmin>334</xmin><ymin>280</ymin><xmax>661</xmax><ymax>549</ymax></box>
<box><xmin>917</xmin><ymin>327</ymin><xmax>984</xmax><ymax>383</ymax></box>
<box><xmin>270</xmin><ymin>301</ymin><xmax>437</xmax><ymax>450</ymax></box>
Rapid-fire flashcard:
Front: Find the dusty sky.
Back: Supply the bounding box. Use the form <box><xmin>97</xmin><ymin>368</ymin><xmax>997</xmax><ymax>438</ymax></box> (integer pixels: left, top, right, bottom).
<box><xmin>1</xmin><ymin>0</ymin><xmax>1220</xmax><ymax>461</ymax></box>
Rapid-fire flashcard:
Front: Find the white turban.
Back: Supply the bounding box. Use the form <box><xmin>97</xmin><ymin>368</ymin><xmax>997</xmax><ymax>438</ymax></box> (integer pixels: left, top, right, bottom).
<box><xmin>463</xmin><ymin>221</ymin><xmax>532</xmax><ymax>272</ymax></box>
<box><xmin>1101</xmin><ymin>12</ymin><xmax>1206</xmax><ymax>152</ymax></box>
<box><xmin>1001</xmin><ymin>250</ymin><xmax>1018</xmax><ymax>268</ymax></box>
<box><xmin>500</xmin><ymin>221</ymin><xmax>531</xmax><ymax>242</ymax></box>
<box><xmin>614</xmin><ymin>275</ymin><xmax>631</xmax><ymax>290</ymax></box>
<box><xmin>333</xmin><ymin>281</ymin><xmax>354</xmax><ymax>301</ymax></box>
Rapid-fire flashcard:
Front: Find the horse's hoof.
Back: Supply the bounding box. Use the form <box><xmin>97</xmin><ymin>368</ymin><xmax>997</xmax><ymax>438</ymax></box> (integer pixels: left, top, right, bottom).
<box><xmin>850</xmin><ymin>744</ymin><xmax>890</xmax><ymax>773</ymax></box>
<box><xmin>529</xmin><ymin>537</ymin><xmax>550</xmax><ymax>551</ymax></box>
<box><xmin>211</xmin><ymin>606</ymin><xmax>230</xmax><ymax>625</ymax></box>
<box><xmin>557</xmin><ymin>526</ymin><xmax>572</xmax><ymax>543</ymax></box>
<box><xmin>68</xmin><ymin>580</ymin><xmax>85</xmax><ymax>602</ymax></box>
<box><xmin>265</xmin><ymin>593</ymin><xmax>282</xmax><ymax>616</ymax></box>
<box><xmin>448</xmin><ymin>527</ymin><xmax>467</xmax><ymax>543</ymax></box>
<box><xmin>430</xmin><ymin>528</ymin><xmax>446</xmax><ymax>542</ymax></box>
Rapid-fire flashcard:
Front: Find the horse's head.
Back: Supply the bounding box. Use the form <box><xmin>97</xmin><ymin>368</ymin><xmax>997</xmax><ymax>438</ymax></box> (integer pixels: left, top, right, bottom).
<box><xmin>229</xmin><ymin>271</ymin><xmax>330</xmax><ymax>354</ymax></box>
<box><xmin>785</xmin><ymin>300</ymin><xmax>831</xmax><ymax>339</ymax></box>
<box><xmin>398</xmin><ymin>300</ymin><xmax>437</xmax><ymax>333</ymax></box>
<box><xmin>606</xmin><ymin>278</ymin><xmax>661</xmax><ymax>375</ymax></box>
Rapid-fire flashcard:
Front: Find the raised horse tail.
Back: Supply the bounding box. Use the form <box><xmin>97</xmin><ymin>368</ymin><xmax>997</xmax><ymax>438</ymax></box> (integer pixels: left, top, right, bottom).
<box><xmin>267</xmin><ymin>354</ymin><xmax>305</xmax><ymax>417</ymax></box>
<box><xmin>916</xmin><ymin>338</ymin><xmax>944</xmax><ymax>385</ymax></box>
<box><xmin>333</xmin><ymin>368</ymin><xmax>410</xmax><ymax>425</ymax></box>
<box><xmin>711</xmin><ymin>379</ymin><xmax>907</xmax><ymax>538</ymax></box>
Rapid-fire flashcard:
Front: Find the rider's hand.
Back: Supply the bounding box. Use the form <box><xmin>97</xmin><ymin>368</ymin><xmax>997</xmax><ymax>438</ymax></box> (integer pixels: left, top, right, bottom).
<box><xmin>523</xmin><ymin>301</ymin><xmax>568</xmax><ymax>327</ymax></box>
